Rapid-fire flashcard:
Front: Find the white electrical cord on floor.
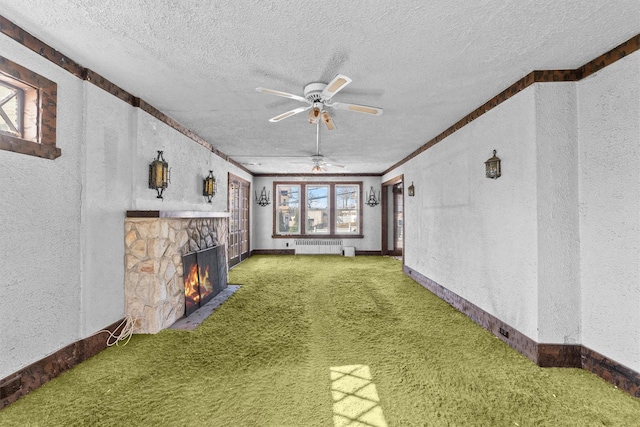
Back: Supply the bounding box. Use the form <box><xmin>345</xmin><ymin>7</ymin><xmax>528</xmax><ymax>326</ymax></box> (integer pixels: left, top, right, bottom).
<box><xmin>96</xmin><ymin>310</ymin><xmax>141</xmax><ymax>347</ymax></box>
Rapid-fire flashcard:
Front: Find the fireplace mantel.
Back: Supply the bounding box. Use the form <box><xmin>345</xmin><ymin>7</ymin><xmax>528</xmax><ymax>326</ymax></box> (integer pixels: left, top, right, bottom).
<box><xmin>126</xmin><ymin>210</ymin><xmax>231</xmax><ymax>219</ymax></box>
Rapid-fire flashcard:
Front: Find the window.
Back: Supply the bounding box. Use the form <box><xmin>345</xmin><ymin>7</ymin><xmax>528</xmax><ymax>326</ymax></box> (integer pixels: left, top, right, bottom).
<box><xmin>0</xmin><ymin>56</ymin><xmax>59</xmax><ymax>159</ymax></box>
<box><xmin>307</xmin><ymin>185</ymin><xmax>329</xmax><ymax>234</ymax></box>
<box><xmin>276</xmin><ymin>184</ymin><xmax>300</xmax><ymax>234</ymax></box>
<box><xmin>336</xmin><ymin>184</ymin><xmax>359</xmax><ymax>234</ymax></box>
<box><xmin>0</xmin><ymin>81</ymin><xmax>23</xmax><ymax>136</ymax></box>
<box><xmin>273</xmin><ymin>182</ymin><xmax>362</xmax><ymax>237</ymax></box>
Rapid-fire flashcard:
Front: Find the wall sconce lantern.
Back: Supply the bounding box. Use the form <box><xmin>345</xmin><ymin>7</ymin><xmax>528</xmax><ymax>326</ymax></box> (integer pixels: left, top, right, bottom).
<box><xmin>148</xmin><ymin>150</ymin><xmax>169</xmax><ymax>199</ymax></box>
<box><xmin>408</xmin><ymin>182</ymin><xmax>415</xmax><ymax>197</ymax></box>
<box><xmin>485</xmin><ymin>150</ymin><xmax>501</xmax><ymax>179</ymax></box>
<box><xmin>255</xmin><ymin>186</ymin><xmax>270</xmax><ymax>207</ymax></box>
<box><xmin>203</xmin><ymin>170</ymin><xmax>217</xmax><ymax>203</ymax></box>
<box><xmin>365</xmin><ymin>186</ymin><xmax>381</xmax><ymax>207</ymax></box>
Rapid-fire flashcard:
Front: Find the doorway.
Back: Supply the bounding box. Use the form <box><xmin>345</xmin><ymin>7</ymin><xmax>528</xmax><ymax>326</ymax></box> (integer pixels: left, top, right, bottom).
<box><xmin>382</xmin><ymin>175</ymin><xmax>404</xmax><ymax>258</ymax></box>
<box><xmin>228</xmin><ymin>174</ymin><xmax>250</xmax><ymax>267</ymax></box>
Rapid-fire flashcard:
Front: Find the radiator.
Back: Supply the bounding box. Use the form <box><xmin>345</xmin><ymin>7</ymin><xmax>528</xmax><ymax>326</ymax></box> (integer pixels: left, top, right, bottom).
<box><xmin>294</xmin><ymin>239</ymin><xmax>343</xmax><ymax>255</ymax></box>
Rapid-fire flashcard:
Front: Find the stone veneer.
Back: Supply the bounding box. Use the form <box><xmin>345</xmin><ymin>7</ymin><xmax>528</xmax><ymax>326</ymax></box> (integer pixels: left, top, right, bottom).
<box><xmin>124</xmin><ymin>212</ymin><xmax>229</xmax><ymax>333</ymax></box>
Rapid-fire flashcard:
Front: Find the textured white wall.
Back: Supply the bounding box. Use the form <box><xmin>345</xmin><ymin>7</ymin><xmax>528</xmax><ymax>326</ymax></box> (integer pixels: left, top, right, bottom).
<box><xmin>80</xmin><ymin>84</ymin><xmax>136</xmax><ymax>335</ymax></box>
<box><xmin>252</xmin><ymin>176</ymin><xmax>382</xmax><ymax>252</ymax></box>
<box><xmin>386</xmin><ymin>87</ymin><xmax>541</xmax><ymax>340</ymax></box>
<box><xmin>132</xmin><ymin>110</ymin><xmax>251</xmax><ymax>212</ymax></box>
<box><xmin>535</xmin><ymin>83</ymin><xmax>581</xmax><ymax>344</ymax></box>
<box><xmin>0</xmin><ymin>41</ymin><xmax>252</xmax><ymax>380</ymax></box>
<box><xmin>0</xmin><ymin>38</ymin><xmax>85</xmax><ymax>379</ymax></box>
<box><xmin>578</xmin><ymin>51</ymin><xmax>640</xmax><ymax>370</ymax></box>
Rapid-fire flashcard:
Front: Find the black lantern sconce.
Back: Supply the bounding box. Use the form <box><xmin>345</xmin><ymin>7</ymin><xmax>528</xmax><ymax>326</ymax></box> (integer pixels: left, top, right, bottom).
<box><xmin>203</xmin><ymin>170</ymin><xmax>217</xmax><ymax>203</ymax></box>
<box><xmin>255</xmin><ymin>186</ymin><xmax>270</xmax><ymax>207</ymax></box>
<box><xmin>365</xmin><ymin>186</ymin><xmax>380</xmax><ymax>207</ymax></box>
<box><xmin>408</xmin><ymin>182</ymin><xmax>415</xmax><ymax>197</ymax></box>
<box><xmin>148</xmin><ymin>150</ymin><xmax>169</xmax><ymax>199</ymax></box>
<box><xmin>485</xmin><ymin>150</ymin><xmax>501</xmax><ymax>179</ymax></box>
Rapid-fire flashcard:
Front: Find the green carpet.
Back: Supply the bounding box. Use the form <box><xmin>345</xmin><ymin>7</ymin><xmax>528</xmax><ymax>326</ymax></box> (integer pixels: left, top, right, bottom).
<box><xmin>1</xmin><ymin>255</ymin><xmax>639</xmax><ymax>426</ymax></box>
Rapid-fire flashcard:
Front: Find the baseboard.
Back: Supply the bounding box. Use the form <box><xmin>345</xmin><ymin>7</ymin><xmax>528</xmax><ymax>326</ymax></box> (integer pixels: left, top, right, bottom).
<box><xmin>581</xmin><ymin>346</ymin><xmax>640</xmax><ymax>398</ymax></box>
<box><xmin>403</xmin><ymin>265</ymin><xmax>640</xmax><ymax>398</ymax></box>
<box><xmin>0</xmin><ymin>318</ymin><xmax>125</xmax><ymax>410</ymax></box>
<box><xmin>250</xmin><ymin>249</ymin><xmax>295</xmax><ymax>255</ymax></box>
<box><xmin>355</xmin><ymin>250</ymin><xmax>382</xmax><ymax>256</ymax></box>
<box><xmin>250</xmin><ymin>249</ymin><xmax>381</xmax><ymax>256</ymax></box>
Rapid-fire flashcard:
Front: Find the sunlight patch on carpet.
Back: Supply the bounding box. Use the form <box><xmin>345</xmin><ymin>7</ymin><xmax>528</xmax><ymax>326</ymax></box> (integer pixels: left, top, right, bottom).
<box><xmin>330</xmin><ymin>365</ymin><xmax>387</xmax><ymax>427</ymax></box>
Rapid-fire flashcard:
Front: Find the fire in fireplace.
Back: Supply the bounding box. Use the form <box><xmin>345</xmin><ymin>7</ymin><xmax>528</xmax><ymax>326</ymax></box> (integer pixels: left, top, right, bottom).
<box><xmin>182</xmin><ymin>245</ymin><xmax>227</xmax><ymax>317</ymax></box>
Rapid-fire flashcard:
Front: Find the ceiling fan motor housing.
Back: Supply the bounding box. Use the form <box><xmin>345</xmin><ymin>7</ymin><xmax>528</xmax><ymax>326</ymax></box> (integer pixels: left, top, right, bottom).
<box><xmin>304</xmin><ymin>82</ymin><xmax>328</xmax><ymax>103</ymax></box>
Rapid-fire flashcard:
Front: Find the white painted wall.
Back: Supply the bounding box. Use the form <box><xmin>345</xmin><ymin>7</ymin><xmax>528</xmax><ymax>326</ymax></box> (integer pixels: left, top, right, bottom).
<box><xmin>535</xmin><ymin>83</ymin><xmax>581</xmax><ymax>344</ymax></box>
<box><xmin>385</xmin><ymin>50</ymin><xmax>640</xmax><ymax>372</ymax></box>
<box><xmin>252</xmin><ymin>176</ymin><xmax>382</xmax><ymax>252</ymax></box>
<box><xmin>578</xmin><ymin>51</ymin><xmax>640</xmax><ymax>370</ymax></box>
<box><xmin>0</xmin><ymin>36</ymin><xmax>252</xmax><ymax>379</ymax></box>
<box><xmin>0</xmin><ymin>38</ymin><xmax>85</xmax><ymax>379</ymax></box>
<box><xmin>388</xmin><ymin>87</ymin><xmax>541</xmax><ymax>340</ymax></box>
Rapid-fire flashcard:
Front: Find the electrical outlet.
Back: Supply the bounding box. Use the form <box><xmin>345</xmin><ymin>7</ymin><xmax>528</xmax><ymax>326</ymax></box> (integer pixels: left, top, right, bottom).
<box><xmin>499</xmin><ymin>327</ymin><xmax>509</xmax><ymax>338</ymax></box>
<box><xmin>0</xmin><ymin>375</ymin><xmax>22</xmax><ymax>399</ymax></box>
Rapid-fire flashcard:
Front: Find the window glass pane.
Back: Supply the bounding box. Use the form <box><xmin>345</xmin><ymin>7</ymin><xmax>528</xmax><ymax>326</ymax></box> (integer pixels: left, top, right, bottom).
<box><xmin>336</xmin><ymin>185</ymin><xmax>359</xmax><ymax>234</ymax></box>
<box><xmin>307</xmin><ymin>185</ymin><xmax>329</xmax><ymax>234</ymax></box>
<box><xmin>0</xmin><ymin>83</ymin><xmax>21</xmax><ymax>136</ymax></box>
<box><xmin>276</xmin><ymin>185</ymin><xmax>300</xmax><ymax>234</ymax></box>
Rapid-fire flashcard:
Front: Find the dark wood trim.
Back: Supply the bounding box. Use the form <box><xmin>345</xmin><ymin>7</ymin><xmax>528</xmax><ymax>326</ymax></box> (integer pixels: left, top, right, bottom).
<box><xmin>355</xmin><ymin>250</ymin><xmax>382</xmax><ymax>256</ymax></box>
<box><xmin>251</xmin><ymin>249</ymin><xmax>295</xmax><ymax>256</ymax></box>
<box><xmin>383</xmin><ymin>33</ymin><xmax>640</xmax><ymax>176</ymax></box>
<box><xmin>126</xmin><ymin>210</ymin><xmax>231</xmax><ymax>219</ymax></box>
<box><xmin>581</xmin><ymin>346</ymin><xmax>640</xmax><ymax>398</ymax></box>
<box><xmin>404</xmin><ymin>265</ymin><xmax>640</xmax><ymax>398</ymax></box>
<box><xmin>0</xmin><ymin>16</ymin><xmax>84</xmax><ymax>78</ymax></box>
<box><xmin>0</xmin><ymin>133</ymin><xmax>60</xmax><ymax>159</ymax></box>
<box><xmin>255</xmin><ymin>173</ymin><xmax>382</xmax><ymax>178</ymax></box>
<box><xmin>0</xmin><ymin>319</ymin><xmax>125</xmax><ymax>410</ymax></box>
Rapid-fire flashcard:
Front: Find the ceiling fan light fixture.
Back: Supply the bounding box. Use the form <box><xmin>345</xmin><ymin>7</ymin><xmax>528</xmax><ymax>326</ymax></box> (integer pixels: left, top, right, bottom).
<box><xmin>311</xmin><ymin>164</ymin><xmax>322</xmax><ymax>173</ymax></box>
<box><xmin>309</xmin><ymin>106</ymin><xmax>321</xmax><ymax>123</ymax></box>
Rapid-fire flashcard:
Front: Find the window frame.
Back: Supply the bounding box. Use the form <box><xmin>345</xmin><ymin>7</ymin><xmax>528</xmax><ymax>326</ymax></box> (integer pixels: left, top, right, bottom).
<box><xmin>0</xmin><ymin>56</ymin><xmax>59</xmax><ymax>160</ymax></box>
<box><xmin>272</xmin><ymin>181</ymin><xmax>363</xmax><ymax>238</ymax></box>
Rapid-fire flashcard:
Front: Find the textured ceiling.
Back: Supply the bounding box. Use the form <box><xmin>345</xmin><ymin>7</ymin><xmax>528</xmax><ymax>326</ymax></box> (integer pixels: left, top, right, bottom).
<box><xmin>1</xmin><ymin>1</ymin><xmax>638</xmax><ymax>174</ymax></box>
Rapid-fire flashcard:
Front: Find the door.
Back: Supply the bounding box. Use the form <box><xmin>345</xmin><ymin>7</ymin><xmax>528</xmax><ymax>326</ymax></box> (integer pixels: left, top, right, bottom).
<box><xmin>228</xmin><ymin>174</ymin><xmax>250</xmax><ymax>267</ymax></box>
<box><xmin>392</xmin><ymin>183</ymin><xmax>404</xmax><ymax>254</ymax></box>
<box><xmin>381</xmin><ymin>176</ymin><xmax>404</xmax><ymax>258</ymax></box>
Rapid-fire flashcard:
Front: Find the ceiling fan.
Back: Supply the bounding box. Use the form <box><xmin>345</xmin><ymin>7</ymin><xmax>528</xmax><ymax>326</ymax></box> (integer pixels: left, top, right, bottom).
<box><xmin>256</xmin><ymin>74</ymin><xmax>383</xmax><ymax>130</ymax></box>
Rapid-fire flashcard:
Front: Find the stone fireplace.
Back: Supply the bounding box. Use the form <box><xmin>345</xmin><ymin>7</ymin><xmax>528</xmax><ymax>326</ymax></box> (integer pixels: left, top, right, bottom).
<box><xmin>124</xmin><ymin>211</ymin><xmax>230</xmax><ymax>333</ymax></box>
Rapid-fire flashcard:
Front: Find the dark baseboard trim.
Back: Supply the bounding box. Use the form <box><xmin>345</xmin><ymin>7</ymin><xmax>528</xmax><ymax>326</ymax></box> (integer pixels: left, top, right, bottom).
<box><xmin>581</xmin><ymin>346</ymin><xmax>640</xmax><ymax>398</ymax></box>
<box><xmin>0</xmin><ymin>318</ymin><xmax>125</xmax><ymax>410</ymax></box>
<box><xmin>355</xmin><ymin>250</ymin><xmax>382</xmax><ymax>256</ymax></box>
<box><xmin>250</xmin><ymin>249</ymin><xmax>295</xmax><ymax>256</ymax></box>
<box><xmin>403</xmin><ymin>265</ymin><xmax>640</xmax><ymax>398</ymax></box>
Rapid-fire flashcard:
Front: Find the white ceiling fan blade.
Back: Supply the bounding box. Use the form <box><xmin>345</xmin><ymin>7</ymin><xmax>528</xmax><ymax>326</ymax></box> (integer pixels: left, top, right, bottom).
<box><xmin>269</xmin><ymin>106</ymin><xmax>310</xmax><ymax>122</ymax></box>
<box><xmin>325</xmin><ymin>162</ymin><xmax>345</xmax><ymax>168</ymax></box>
<box><xmin>321</xmin><ymin>74</ymin><xmax>352</xmax><ymax>100</ymax></box>
<box><xmin>330</xmin><ymin>102</ymin><xmax>383</xmax><ymax>116</ymax></box>
<box><xmin>256</xmin><ymin>87</ymin><xmax>307</xmax><ymax>103</ymax></box>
